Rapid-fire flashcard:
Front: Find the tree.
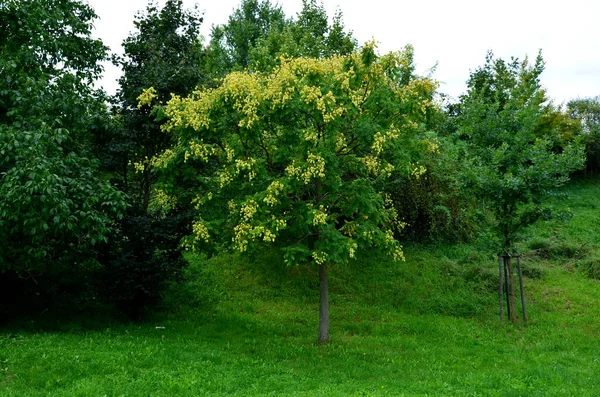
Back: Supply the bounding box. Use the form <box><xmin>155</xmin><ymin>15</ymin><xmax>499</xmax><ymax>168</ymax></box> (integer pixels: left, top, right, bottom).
<box><xmin>279</xmin><ymin>0</ymin><xmax>356</xmax><ymax>59</ymax></box>
<box><xmin>455</xmin><ymin>52</ymin><xmax>584</xmax><ymax>322</ymax></box>
<box><xmin>110</xmin><ymin>0</ymin><xmax>205</xmax><ymax>209</ymax></box>
<box><xmin>0</xmin><ymin>0</ymin><xmax>126</xmax><ymax>317</ymax></box>
<box><xmin>0</xmin><ymin>0</ymin><xmax>125</xmax><ymax>275</ymax></box>
<box><xmin>206</xmin><ymin>0</ymin><xmax>288</xmax><ymax>77</ymax></box>
<box><xmin>567</xmin><ymin>97</ymin><xmax>600</xmax><ymax>172</ymax></box>
<box><xmin>143</xmin><ymin>43</ymin><xmax>438</xmax><ymax>343</ymax></box>
<box><xmin>97</xmin><ymin>0</ymin><xmax>205</xmax><ymax>317</ymax></box>
<box><xmin>206</xmin><ymin>0</ymin><xmax>356</xmax><ymax>78</ymax></box>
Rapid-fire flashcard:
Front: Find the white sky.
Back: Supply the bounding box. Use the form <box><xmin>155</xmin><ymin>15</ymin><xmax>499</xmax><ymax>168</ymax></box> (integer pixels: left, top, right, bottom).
<box><xmin>89</xmin><ymin>0</ymin><xmax>600</xmax><ymax>104</ymax></box>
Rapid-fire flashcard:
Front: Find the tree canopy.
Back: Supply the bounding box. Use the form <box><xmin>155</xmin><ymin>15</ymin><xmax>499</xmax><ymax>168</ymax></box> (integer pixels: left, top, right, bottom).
<box><xmin>455</xmin><ymin>52</ymin><xmax>585</xmax><ymax>254</ymax></box>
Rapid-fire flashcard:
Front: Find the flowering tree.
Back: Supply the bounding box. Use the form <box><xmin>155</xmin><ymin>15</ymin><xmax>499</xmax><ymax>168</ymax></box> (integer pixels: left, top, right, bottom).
<box><xmin>143</xmin><ymin>43</ymin><xmax>438</xmax><ymax>343</ymax></box>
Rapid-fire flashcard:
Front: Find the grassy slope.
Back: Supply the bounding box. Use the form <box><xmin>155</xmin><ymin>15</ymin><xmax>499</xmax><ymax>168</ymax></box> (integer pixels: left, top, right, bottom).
<box><xmin>2</xmin><ymin>177</ymin><xmax>600</xmax><ymax>396</ymax></box>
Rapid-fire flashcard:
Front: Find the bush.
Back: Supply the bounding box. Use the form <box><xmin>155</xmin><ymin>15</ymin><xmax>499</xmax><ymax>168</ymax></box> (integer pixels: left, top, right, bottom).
<box><xmin>97</xmin><ymin>209</ymin><xmax>192</xmax><ymax>319</ymax></box>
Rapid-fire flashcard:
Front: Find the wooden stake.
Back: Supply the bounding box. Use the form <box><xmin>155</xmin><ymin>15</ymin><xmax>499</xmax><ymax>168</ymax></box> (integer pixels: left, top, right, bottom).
<box><xmin>503</xmin><ymin>257</ymin><xmax>511</xmax><ymax>321</ymax></box>
<box><xmin>506</xmin><ymin>256</ymin><xmax>517</xmax><ymax>323</ymax></box>
<box><xmin>517</xmin><ymin>256</ymin><xmax>528</xmax><ymax>324</ymax></box>
<box><xmin>498</xmin><ymin>255</ymin><xmax>504</xmax><ymax>322</ymax></box>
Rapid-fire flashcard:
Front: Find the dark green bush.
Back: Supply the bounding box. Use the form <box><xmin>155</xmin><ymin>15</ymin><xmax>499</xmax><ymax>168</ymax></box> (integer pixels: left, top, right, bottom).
<box><xmin>97</xmin><ymin>209</ymin><xmax>192</xmax><ymax>319</ymax></box>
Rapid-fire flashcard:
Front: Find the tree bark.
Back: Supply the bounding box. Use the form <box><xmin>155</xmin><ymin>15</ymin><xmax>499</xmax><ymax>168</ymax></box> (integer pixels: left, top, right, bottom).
<box><xmin>318</xmin><ymin>263</ymin><xmax>330</xmax><ymax>344</ymax></box>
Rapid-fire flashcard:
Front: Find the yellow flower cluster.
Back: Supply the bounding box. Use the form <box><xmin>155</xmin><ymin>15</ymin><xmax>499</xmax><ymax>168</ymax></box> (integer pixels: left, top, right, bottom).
<box><xmin>312</xmin><ymin>250</ymin><xmax>328</xmax><ymax>265</ymax></box>
<box><xmin>185</xmin><ymin>141</ymin><xmax>216</xmax><ymax>163</ymax></box>
<box><xmin>393</xmin><ymin>247</ymin><xmax>406</xmax><ymax>262</ymax></box>
<box><xmin>424</xmin><ymin>137</ymin><xmax>440</xmax><ymax>154</ymax></box>
<box><xmin>270</xmin><ymin>216</ymin><xmax>287</xmax><ymax>232</ymax></box>
<box><xmin>232</xmin><ymin>199</ymin><xmax>287</xmax><ymax>251</ymax></box>
<box><xmin>371</xmin><ymin>126</ymin><xmax>400</xmax><ymax>155</ymax></box>
<box><xmin>218</xmin><ymin>170</ymin><xmax>234</xmax><ymax>188</ymax></box>
<box><xmin>228</xmin><ymin>200</ymin><xmax>237</xmax><ymax>214</ymax></box>
<box><xmin>133</xmin><ymin>159</ymin><xmax>146</xmax><ymax>173</ymax></box>
<box><xmin>361</xmin><ymin>155</ymin><xmax>380</xmax><ymax>176</ymax></box>
<box><xmin>304</xmin><ymin>129</ymin><xmax>319</xmax><ymax>145</ymax></box>
<box><xmin>312</xmin><ymin>206</ymin><xmax>328</xmax><ymax>226</ymax></box>
<box><xmin>410</xmin><ymin>163</ymin><xmax>427</xmax><ymax>179</ymax></box>
<box><xmin>348</xmin><ymin>241</ymin><xmax>358</xmax><ymax>259</ymax></box>
<box><xmin>153</xmin><ymin>149</ymin><xmax>177</xmax><ymax>169</ymax></box>
<box><xmin>286</xmin><ymin>153</ymin><xmax>326</xmax><ymax>184</ymax></box>
<box><xmin>340</xmin><ymin>221</ymin><xmax>357</xmax><ymax>237</ymax></box>
<box><xmin>222</xmin><ymin>72</ymin><xmax>264</xmax><ymax>129</ymax></box>
<box><xmin>192</xmin><ymin>220</ymin><xmax>210</xmax><ymax>243</ymax></box>
<box><xmin>192</xmin><ymin>192</ymin><xmax>213</xmax><ymax>209</ymax></box>
<box><xmin>224</xmin><ymin>145</ymin><xmax>235</xmax><ymax>163</ymax></box>
<box><xmin>149</xmin><ymin>188</ymin><xmax>177</xmax><ymax>213</ymax></box>
<box><xmin>381</xmin><ymin>163</ymin><xmax>395</xmax><ymax>178</ymax></box>
<box><xmin>235</xmin><ymin>158</ymin><xmax>257</xmax><ymax>181</ymax></box>
<box><xmin>163</xmin><ymin>91</ymin><xmax>215</xmax><ymax>132</ymax></box>
<box><xmin>240</xmin><ymin>200</ymin><xmax>258</xmax><ymax>221</ymax></box>
<box><xmin>232</xmin><ymin>220</ymin><xmax>284</xmax><ymax>252</ymax></box>
<box><xmin>263</xmin><ymin>180</ymin><xmax>285</xmax><ymax>206</ymax></box>
<box><xmin>382</xmin><ymin>229</ymin><xmax>405</xmax><ymax>262</ymax></box>
<box><xmin>137</xmin><ymin>87</ymin><xmax>157</xmax><ymax>109</ymax></box>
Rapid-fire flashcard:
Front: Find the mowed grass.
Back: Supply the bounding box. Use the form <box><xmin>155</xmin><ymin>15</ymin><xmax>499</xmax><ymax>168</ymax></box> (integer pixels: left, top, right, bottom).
<box><xmin>3</xmin><ymin>177</ymin><xmax>600</xmax><ymax>396</ymax></box>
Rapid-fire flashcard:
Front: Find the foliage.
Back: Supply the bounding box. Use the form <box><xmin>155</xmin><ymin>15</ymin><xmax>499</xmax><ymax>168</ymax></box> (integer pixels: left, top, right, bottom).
<box><xmin>108</xmin><ymin>0</ymin><xmax>205</xmax><ymax>207</ymax></box>
<box><xmin>279</xmin><ymin>0</ymin><xmax>356</xmax><ymax>59</ymax></box>
<box><xmin>96</xmin><ymin>0</ymin><xmax>205</xmax><ymax>316</ymax></box>
<box><xmin>387</xmin><ymin>139</ymin><xmax>477</xmax><ymax>242</ymax></box>
<box><xmin>0</xmin><ymin>0</ymin><xmax>125</xmax><ymax>276</ymax></box>
<box><xmin>455</xmin><ymin>51</ymin><xmax>585</xmax><ymax>254</ymax></box>
<box><xmin>206</xmin><ymin>0</ymin><xmax>288</xmax><ymax>77</ymax></box>
<box><xmin>153</xmin><ymin>42</ymin><xmax>437</xmax><ymax>267</ymax></box>
<box><xmin>206</xmin><ymin>0</ymin><xmax>356</xmax><ymax>78</ymax></box>
<box><xmin>568</xmin><ymin>96</ymin><xmax>600</xmax><ymax>172</ymax></box>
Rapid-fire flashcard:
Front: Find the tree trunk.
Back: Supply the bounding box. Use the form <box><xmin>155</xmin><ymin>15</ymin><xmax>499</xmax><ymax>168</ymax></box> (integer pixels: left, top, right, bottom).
<box><xmin>142</xmin><ymin>166</ymin><xmax>151</xmax><ymax>212</ymax></box>
<box><xmin>318</xmin><ymin>263</ymin><xmax>329</xmax><ymax>344</ymax></box>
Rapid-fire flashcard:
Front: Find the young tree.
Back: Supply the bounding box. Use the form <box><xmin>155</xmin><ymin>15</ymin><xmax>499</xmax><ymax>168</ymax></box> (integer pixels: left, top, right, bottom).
<box><xmin>456</xmin><ymin>52</ymin><xmax>584</xmax><ymax>321</ymax></box>
<box><xmin>142</xmin><ymin>43</ymin><xmax>438</xmax><ymax>343</ymax></box>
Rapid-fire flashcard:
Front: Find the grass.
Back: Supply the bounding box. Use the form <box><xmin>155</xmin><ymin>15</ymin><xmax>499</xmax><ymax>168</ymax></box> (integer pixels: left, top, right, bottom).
<box><xmin>3</xmin><ymin>176</ymin><xmax>600</xmax><ymax>396</ymax></box>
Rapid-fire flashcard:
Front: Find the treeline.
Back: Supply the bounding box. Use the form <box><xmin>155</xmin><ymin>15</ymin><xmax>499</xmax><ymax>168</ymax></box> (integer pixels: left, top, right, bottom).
<box><xmin>1</xmin><ymin>0</ymin><xmax>598</xmax><ymax>334</ymax></box>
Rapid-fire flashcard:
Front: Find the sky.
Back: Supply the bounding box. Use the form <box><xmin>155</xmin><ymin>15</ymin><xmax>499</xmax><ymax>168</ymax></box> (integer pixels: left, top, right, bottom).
<box><xmin>89</xmin><ymin>0</ymin><xmax>600</xmax><ymax>104</ymax></box>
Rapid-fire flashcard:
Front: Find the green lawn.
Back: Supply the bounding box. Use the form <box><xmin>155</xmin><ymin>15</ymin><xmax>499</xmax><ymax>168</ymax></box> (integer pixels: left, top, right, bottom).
<box><xmin>3</xmin><ymin>177</ymin><xmax>600</xmax><ymax>396</ymax></box>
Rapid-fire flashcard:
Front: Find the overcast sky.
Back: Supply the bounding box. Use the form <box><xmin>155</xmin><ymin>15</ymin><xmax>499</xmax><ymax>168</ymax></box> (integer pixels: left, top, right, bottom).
<box><xmin>89</xmin><ymin>0</ymin><xmax>600</xmax><ymax>104</ymax></box>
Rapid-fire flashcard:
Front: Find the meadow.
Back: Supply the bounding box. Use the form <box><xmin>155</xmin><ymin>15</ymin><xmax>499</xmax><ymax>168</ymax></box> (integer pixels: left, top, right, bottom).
<box><xmin>2</xmin><ymin>177</ymin><xmax>600</xmax><ymax>396</ymax></box>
